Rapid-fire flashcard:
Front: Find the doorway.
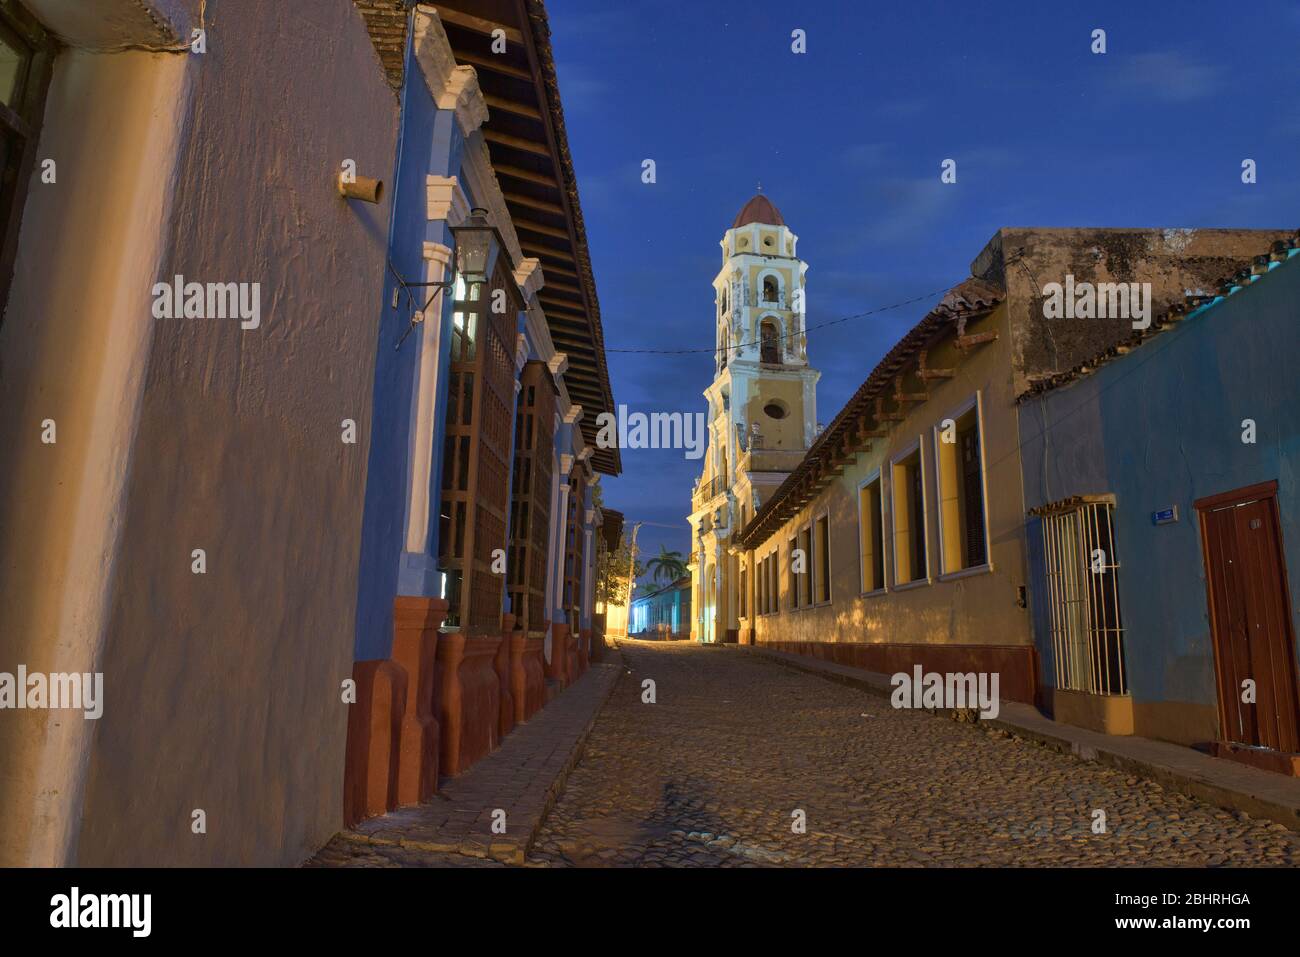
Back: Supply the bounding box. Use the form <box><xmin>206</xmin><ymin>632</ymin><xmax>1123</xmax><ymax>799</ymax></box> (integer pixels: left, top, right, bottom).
<box><xmin>1196</xmin><ymin>481</ymin><xmax>1300</xmax><ymax>752</ymax></box>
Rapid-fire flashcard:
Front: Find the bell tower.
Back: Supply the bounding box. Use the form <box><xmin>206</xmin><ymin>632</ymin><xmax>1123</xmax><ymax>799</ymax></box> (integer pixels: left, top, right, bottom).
<box><xmin>688</xmin><ymin>192</ymin><xmax>820</xmax><ymax>643</ymax></box>
<box><xmin>710</xmin><ymin>192</ymin><xmax>819</xmax><ymax>456</ymax></box>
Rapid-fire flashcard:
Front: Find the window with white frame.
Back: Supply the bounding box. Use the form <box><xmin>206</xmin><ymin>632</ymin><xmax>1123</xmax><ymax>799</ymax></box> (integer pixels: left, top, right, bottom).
<box><xmin>934</xmin><ymin>397</ymin><xmax>989</xmax><ymax>574</ymax></box>
<box><xmin>891</xmin><ymin>444</ymin><xmax>929</xmax><ymax>586</ymax></box>
<box><xmin>814</xmin><ymin>513</ymin><xmax>830</xmax><ymax>603</ymax></box>
<box><xmin>1035</xmin><ymin>496</ymin><xmax>1128</xmax><ymax>695</ymax></box>
<box><xmin>858</xmin><ymin>472</ymin><xmax>886</xmax><ymax>593</ymax></box>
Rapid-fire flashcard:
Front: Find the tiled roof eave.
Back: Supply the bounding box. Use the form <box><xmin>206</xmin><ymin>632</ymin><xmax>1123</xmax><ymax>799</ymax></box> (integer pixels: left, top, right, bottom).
<box><xmin>736</xmin><ymin>278</ymin><xmax>1004</xmax><ymax>549</ymax></box>
<box><xmin>521</xmin><ymin>0</ymin><xmax>620</xmax><ymax>474</ymax></box>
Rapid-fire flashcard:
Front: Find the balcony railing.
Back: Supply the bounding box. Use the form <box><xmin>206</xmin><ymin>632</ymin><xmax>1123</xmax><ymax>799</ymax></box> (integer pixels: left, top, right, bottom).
<box><xmin>694</xmin><ymin>475</ymin><xmax>727</xmax><ymax>504</ymax></box>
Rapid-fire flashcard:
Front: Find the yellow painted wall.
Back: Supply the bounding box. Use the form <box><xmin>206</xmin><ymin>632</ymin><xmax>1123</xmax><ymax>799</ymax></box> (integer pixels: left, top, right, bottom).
<box><xmin>751</xmin><ymin>303</ymin><xmax>1033</xmax><ymax>648</ymax></box>
<box><xmin>745</xmin><ymin>378</ymin><xmax>804</xmax><ymax>449</ymax></box>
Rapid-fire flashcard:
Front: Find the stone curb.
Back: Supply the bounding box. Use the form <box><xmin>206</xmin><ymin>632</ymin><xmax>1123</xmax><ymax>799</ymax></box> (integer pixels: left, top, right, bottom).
<box><xmin>322</xmin><ymin>644</ymin><xmax>624</xmax><ymax>865</ymax></box>
<box><xmin>729</xmin><ymin>644</ymin><xmax>1300</xmax><ymax>834</ymax></box>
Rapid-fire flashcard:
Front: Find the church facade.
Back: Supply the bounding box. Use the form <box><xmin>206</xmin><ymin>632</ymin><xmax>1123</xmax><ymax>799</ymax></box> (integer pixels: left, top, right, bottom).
<box><xmin>687</xmin><ymin>195</ymin><xmax>819</xmax><ymax>643</ymax></box>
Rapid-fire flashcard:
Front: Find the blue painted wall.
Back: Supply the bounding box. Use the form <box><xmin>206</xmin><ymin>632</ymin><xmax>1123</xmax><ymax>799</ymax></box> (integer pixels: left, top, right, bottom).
<box><xmin>353</xmin><ymin>22</ymin><xmax>464</xmax><ymax>661</ymax></box>
<box><xmin>1019</xmin><ymin>252</ymin><xmax>1300</xmax><ymax>710</ymax></box>
<box><xmin>631</xmin><ymin>581</ymin><xmax>690</xmax><ymax>634</ymax></box>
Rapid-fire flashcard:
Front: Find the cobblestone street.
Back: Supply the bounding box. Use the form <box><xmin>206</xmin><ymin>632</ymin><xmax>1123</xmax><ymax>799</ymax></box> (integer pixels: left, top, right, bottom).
<box><xmin>525</xmin><ymin>641</ymin><xmax>1300</xmax><ymax>867</ymax></box>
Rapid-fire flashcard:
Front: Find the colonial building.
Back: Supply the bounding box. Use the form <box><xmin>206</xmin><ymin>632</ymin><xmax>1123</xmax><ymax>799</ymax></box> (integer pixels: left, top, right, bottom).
<box><xmin>688</xmin><ymin>194</ymin><xmax>819</xmax><ymax>643</ymax></box>
<box><xmin>733</xmin><ymin>227</ymin><xmax>1292</xmax><ymax>714</ymax></box>
<box><xmin>345</xmin><ymin>2</ymin><xmax>620</xmax><ymax>825</ymax></box>
<box><xmin>1019</xmin><ymin>234</ymin><xmax>1300</xmax><ymax>773</ymax></box>
<box><xmin>630</xmin><ymin>575</ymin><xmax>691</xmax><ymax>639</ymax></box>
<box><xmin>0</xmin><ymin>0</ymin><xmax>618</xmax><ymax>867</ymax></box>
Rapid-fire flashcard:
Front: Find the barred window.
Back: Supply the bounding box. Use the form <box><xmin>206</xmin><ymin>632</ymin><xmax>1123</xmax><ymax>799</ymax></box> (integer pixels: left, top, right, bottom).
<box><xmin>1035</xmin><ymin>496</ymin><xmax>1128</xmax><ymax>695</ymax></box>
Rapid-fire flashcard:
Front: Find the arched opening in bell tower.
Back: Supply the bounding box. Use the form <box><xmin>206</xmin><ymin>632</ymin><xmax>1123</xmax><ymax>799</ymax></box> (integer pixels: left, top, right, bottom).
<box><xmin>760</xmin><ymin>319</ymin><xmax>781</xmax><ymax>364</ymax></box>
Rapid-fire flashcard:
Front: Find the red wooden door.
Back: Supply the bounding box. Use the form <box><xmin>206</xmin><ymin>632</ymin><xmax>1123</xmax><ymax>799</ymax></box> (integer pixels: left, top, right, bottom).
<box><xmin>1197</xmin><ymin>482</ymin><xmax>1300</xmax><ymax>752</ymax></box>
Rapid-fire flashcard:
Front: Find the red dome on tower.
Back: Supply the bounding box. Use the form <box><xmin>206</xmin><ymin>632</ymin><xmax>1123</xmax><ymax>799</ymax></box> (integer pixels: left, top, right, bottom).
<box><xmin>732</xmin><ymin>193</ymin><xmax>785</xmax><ymax>228</ymax></box>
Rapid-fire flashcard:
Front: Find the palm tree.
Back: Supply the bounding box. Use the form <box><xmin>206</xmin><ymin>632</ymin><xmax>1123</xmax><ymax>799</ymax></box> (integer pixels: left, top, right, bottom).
<box><xmin>645</xmin><ymin>545</ymin><xmax>687</xmax><ymax>586</ymax></box>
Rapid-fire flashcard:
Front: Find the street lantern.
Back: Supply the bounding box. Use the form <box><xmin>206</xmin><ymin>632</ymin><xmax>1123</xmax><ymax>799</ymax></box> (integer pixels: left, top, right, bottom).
<box><xmin>393</xmin><ymin>206</ymin><xmax>508</xmax><ymax>351</ymax></box>
<box><xmin>449</xmin><ymin>206</ymin><xmax>501</xmax><ymax>286</ymax></box>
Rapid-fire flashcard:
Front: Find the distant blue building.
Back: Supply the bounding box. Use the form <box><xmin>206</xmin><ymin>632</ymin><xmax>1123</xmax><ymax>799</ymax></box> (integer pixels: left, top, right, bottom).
<box><xmin>631</xmin><ymin>576</ymin><xmax>692</xmax><ymax>639</ymax></box>
<box><xmin>1018</xmin><ymin>236</ymin><xmax>1300</xmax><ymax>769</ymax></box>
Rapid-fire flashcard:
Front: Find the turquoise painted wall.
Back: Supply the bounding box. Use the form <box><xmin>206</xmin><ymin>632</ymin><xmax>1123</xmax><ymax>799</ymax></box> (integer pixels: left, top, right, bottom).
<box><xmin>1019</xmin><ymin>253</ymin><xmax>1300</xmax><ymax>709</ymax></box>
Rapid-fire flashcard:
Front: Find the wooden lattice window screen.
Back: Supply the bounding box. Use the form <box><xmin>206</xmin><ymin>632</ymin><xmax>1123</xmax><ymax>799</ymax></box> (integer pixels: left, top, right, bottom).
<box><xmin>439</xmin><ymin>261</ymin><xmax>521</xmax><ymax>634</ymax></box>
<box><xmin>562</xmin><ymin>462</ymin><xmax>586</xmax><ymax>628</ymax></box>
<box><xmin>507</xmin><ymin>360</ymin><xmax>555</xmax><ymax>634</ymax></box>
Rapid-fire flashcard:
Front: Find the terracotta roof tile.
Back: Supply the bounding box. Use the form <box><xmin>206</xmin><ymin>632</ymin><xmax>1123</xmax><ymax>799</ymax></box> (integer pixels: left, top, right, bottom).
<box><xmin>732</xmin><ymin>194</ymin><xmax>785</xmax><ymax>228</ymax></box>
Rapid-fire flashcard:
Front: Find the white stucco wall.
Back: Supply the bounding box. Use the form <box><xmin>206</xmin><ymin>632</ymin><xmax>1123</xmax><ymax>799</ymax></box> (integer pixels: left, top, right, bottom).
<box><xmin>0</xmin><ymin>0</ymin><xmax>400</xmax><ymax>866</ymax></box>
<box><xmin>0</xmin><ymin>46</ymin><xmax>193</xmax><ymax>867</ymax></box>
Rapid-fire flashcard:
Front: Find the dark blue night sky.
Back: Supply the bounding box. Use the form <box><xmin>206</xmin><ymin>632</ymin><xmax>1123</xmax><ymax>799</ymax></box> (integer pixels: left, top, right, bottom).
<box><xmin>548</xmin><ymin>0</ymin><xmax>1300</xmax><ymax>582</ymax></box>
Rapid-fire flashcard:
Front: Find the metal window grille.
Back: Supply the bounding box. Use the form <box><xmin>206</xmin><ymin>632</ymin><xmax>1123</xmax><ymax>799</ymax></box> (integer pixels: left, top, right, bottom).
<box><xmin>1041</xmin><ymin>500</ymin><xmax>1128</xmax><ymax>695</ymax></box>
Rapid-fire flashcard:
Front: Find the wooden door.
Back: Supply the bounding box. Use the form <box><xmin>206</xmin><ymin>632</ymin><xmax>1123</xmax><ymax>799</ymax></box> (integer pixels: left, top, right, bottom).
<box><xmin>1197</xmin><ymin>481</ymin><xmax>1300</xmax><ymax>752</ymax></box>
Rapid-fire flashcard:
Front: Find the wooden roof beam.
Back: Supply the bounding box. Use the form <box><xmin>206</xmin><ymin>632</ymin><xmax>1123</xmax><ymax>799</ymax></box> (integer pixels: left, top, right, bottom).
<box><xmin>532</xmin><ymin>260</ymin><xmax>579</xmax><ymax>280</ymax></box>
<box><xmin>495</xmin><ymin>163</ymin><xmax>560</xmax><ymax>189</ymax></box>
<box><xmin>483</xmin><ymin>128</ymin><xmax>551</xmax><ymax>158</ymax></box>
<box><xmin>502</xmin><ymin>190</ymin><xmax>564</xmax><ymax>215</ymax></box>
<box><xmin>856</xmin><ymin>418</ymin><xmax>888</xmax><ymax>440</ymax></box>
<box><xmin>874</xmin><ymin>396</ymin><xmax>905</xmax><ymax>422</ymax></box>
<box><xmin>916</xmin><ymin>348</ymin><xmax>955</xmax><ymax>380</ymax></box>
<box><xmin>955</xmin><ymin>313</ymin><xmax>999</xmax><ymax>350</ymax></box>
<box><xmin>482</xmin><ymin>93</ymin><xmax>543</xmax><ymax>121</ymax></box>
<box><xmin>453</xmin><ymin>50</ymin><xmax>532</xmax><ymax>81</ymax></box>
<box><xmin>521</xmin><ymin>243</ymin><xmax>574</xmax><ymax>263</ymax></box>
<box><xmin>893</xmin><ymin>375</ymin><xmax>928</xmax><ymax>404</ymax></box>
<box><xmin>515</xmin><ymin>218</ymin><xmax>571</xmax><ymax>241</ymax></box>
<box><xmin>539</xmin><ymin>279</ymin><xmax>585</xmax><ymax>297</ymax></box>
<box><xmin>437</xmin><ymin>7</ymin><xmax>525</xmax><ymax>45</ymax></box>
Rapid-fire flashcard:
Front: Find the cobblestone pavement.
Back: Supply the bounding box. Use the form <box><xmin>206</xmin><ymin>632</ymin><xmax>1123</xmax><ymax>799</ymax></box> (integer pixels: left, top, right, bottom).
<box><xmin>526</xmin><ymin>641</ymin><xmax>1300</xmax><ymax>867</ymax></box>
<box><xmin>307</xmin><ymin>840</ymin><xmax>505</xmax><ymax>867</ymax></box>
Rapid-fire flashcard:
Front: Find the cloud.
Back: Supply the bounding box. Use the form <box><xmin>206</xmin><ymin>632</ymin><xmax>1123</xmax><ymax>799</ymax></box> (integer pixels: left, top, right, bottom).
<box><xmin>551</xmin><ymin>62</ymin><xmax>610</xmax><ymax>115</ymax></box>
<box><xmin>860</xmin><ymin>176</ymin><xmax>961</xmax><ymax>245</ymax></box>
<box><xmin>1105</xmin><ymin>52</ymin><xmax>1222</xmax><ymax>103</ymax></box>
<box><xmin>874</xmin><ymin>96</ymin><xmax>930</xmax><ymax>118</ymax></box>
<box><xmin>839</xmin><ymin>142</ymin><xmax>892</xmax><ymax>170</ymax></box>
